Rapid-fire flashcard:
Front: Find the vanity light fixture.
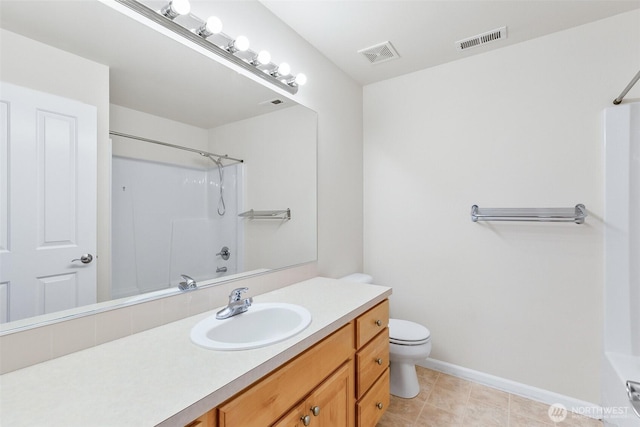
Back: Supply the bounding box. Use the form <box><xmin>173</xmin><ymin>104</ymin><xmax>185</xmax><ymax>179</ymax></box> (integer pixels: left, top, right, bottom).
<box><xmin>160</xmin><ymin>0</ymin><xmax>190</xmax><ymax>20</ymax></box>
<box><xmin>250</xmin><ymin>50</ymin><xmax>271</xmax><ymax>66</ymax></box>
<box><xmin>196</xmin><ymin>16</ymin><xmax>223</xmax><ymax>38</ymax></box>
<box><xmin>292</xmin><ymin>73</ymin><xmax>307</xmax><ymax>87</ymax></box>
<box><xmin>113</xmin><ymin>0</ymin><xmax>305</xmax><ymax>94</ymax></box>
<box><xmin>271</xmin><ymin>62</ymin><xmax>291</xmax><ymax>77</ymax></box>
<box><xmin>227</xmin><ymin>35</ymin><xmax>250</xmax><ymax>53</ymax></box>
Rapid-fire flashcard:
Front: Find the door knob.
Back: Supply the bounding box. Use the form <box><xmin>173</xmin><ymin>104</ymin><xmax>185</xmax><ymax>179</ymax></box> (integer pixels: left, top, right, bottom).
<box><xmin>300</xmin><ymin>415</ymin><xmax>311</xmax><ymax>426</ymax></box>
<box><xmin>71</xmin><ymin>254</ymin><xmax>93</xmax><ymax>264</ymax></box>
<box><xmin>310</xmin><ymin>406</ymin><xmax>320</xmax><ymax>416</ymax></box>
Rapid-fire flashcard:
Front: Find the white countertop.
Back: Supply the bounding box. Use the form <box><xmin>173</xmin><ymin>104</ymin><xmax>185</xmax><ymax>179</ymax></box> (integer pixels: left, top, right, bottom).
<box><xmin>0</xmin><ymin>277</ymin><xmax>391</xmax><ymax>427</ymax></box>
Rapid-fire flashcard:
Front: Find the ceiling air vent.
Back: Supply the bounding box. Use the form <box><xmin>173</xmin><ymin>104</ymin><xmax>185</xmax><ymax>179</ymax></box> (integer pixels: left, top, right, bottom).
<box><xmin>358</xmin><ymin>41</ymin><xmax>400</xmax><ymax>65</ymax></box>
<box><xmin>456</xmin><ymin>26</ymin><xmax>507</xmax><ymax>51</ymax></box>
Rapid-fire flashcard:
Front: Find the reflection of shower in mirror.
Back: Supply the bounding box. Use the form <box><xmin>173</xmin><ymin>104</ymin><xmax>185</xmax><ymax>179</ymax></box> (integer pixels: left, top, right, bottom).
<box><xmin>202</xmin><ymin>153</ymin><xmax>226</xmax><ymax>216</ymax></box>
<box><xmin>111</xmin><ymin>157</ymin><xmax>243</xmax><ymax>299</ymax></box>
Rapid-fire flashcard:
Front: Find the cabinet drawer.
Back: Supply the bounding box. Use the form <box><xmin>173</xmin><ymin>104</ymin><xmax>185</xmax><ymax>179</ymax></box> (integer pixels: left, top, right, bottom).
<box><xmin>356</xmin><ymin>328</ymin><xmax>389</xmax><ymax>399</ymax></box>
<box><xmin>218</xmin><ymin>323</ymin><xmax>355</xmax><ymax>427</ymax></box>
<box><xmin>356</xmin><ymin>368</ymin><xmax>389</xmax><ymax>427</ymax></box>
<box><xmin>356</xmin><ymin>300</ymin><xmax>389</xmax><ymax>348</ymax></box>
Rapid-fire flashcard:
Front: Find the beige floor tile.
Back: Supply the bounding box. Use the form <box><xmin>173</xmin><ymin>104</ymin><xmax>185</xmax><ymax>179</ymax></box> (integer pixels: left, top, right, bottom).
<box><xmin>376</xmin><ymin>410</ymin><xmax>415</xmax><ymax>427</ymax></box>
<box><xmin>509</xmin><ymin>413</ymin><xmax>553</xmax><ymax>426</ymax></box>
<box><xmin>435</xmin><ymin>374</ymin><xmax>474</xmax><ymax>395</ymax></box>
<box><xmin>554</xmin><ymin>413</ymin><xmax>603</xmax><ymax>427</ymax></box>
<box><xmin>416</xmin><ymin>366</ymin><xmax>440</xmax><ymax>385</ymax></box>
<box><xmin>427</xmin><ymin>386</ymin><xmax>469</xmax><ymax>416</ymax></box>
<box><xmin>386</xmin><ymin>394</ymin><xmax>427</xmax><ymax>422</ymax></box>
<box><xmin>469</xmin><ymin>383</ymin><xmax>510</xmax><ymax>409</ymax></box>
<box><xmin>376</xmin><ymin>369</ymin><xmax>600</xmax><ymax>427</ymax></box>
<box><xmin>464</xmin><ymin>399</ymin><xmax>509</xmax><ymax>426</ymax></box>
<box><xmin>416</xmin><ymin>402</ymin><xmax>464</xmax><ymax>426</ymax></box>
<box><xmin>510</xmin><ymin>395</ymin><xmax>555</xmax><ymax>423</ymax></box>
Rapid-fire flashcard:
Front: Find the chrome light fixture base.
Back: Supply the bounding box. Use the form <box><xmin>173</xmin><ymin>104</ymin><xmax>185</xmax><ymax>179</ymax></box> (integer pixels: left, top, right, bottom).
<box><xmin>114</xmin><ymin>0</ymin><xmax>300</xmax><ymax>95</ymax></box>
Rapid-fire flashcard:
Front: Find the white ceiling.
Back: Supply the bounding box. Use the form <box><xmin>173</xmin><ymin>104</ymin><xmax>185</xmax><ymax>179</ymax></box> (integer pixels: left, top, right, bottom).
<box><xmin>0</xmin><ymin>0</ymin><xmax>295</xmax><ymax>129</ymax></box>
<box><xmin>261</xmin><ymin>0</ymin><xmax>640</xmax><ymax>86</ymax></box>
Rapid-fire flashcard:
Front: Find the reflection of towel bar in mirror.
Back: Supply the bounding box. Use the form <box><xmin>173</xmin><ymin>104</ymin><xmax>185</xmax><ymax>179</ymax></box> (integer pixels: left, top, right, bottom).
<box><xmin>239</xmin><ymin>209</ymin><xmax>291</xmax><ymax>220</ymax></box>
<box><xmin>471</xmin><ymin>204</ymin><xmax>587</xmax><ymax>224</ymax></box>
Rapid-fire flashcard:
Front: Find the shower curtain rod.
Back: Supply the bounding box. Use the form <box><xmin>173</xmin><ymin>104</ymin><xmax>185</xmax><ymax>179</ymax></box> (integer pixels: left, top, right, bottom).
<box><xmin>613</xmin><ymin>69</ymin><xmax>640</xmax><ymax>105</ymax></box>
<box><xmin>109</xmin><ymin>131</ymin><xmax>244</xmax><ymax>165</ymax></box>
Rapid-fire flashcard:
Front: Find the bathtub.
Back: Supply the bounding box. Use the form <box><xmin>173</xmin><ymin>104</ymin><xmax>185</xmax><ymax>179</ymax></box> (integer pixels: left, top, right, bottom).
<box><xmin>603</xmin><ymin>102</ymin><xmax>640</xmax><ymax>426</ymax></box>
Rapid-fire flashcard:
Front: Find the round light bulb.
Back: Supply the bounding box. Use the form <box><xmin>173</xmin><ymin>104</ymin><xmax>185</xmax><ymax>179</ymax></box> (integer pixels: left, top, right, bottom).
<box><xmin>256</xmin><ymin>50</ymin><xmax>271</xmax><ymax>65</ymax></box>
<box><xmin>277</xmin><ymin>62</ymin><xmax>291</xmax><ymax>76</ymax></box>
<box><xmin>234</xmin><ymin>36</ymin><xmax>250</xmax><ymax>52</ymax></box>
<box><xmin>295</xmin><ymin>73</ymin><xmax>307</xmax><ymax>86</ymax></box>
<box><xmin>205</xmin><ymin>16</ymin><xmax>222</xmax><ymax>34</ymax></box>
<box><xmin>171</xmin><ymin>0</ymin><xmax>190</xmax><ymax>16</ymax></box>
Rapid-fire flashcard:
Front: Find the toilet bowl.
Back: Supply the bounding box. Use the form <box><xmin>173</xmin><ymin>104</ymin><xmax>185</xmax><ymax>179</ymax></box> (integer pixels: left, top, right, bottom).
<box><xmin>339</xmin><ymin>273</ymin><xmax>432</xmax><ymax>399</ymax></box>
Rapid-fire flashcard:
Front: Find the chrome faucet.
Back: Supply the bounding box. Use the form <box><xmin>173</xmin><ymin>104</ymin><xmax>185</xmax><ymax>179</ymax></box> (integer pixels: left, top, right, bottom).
<box><xmin>178</xmin><ymin>274</ymin><xmax>197</xmax><ymax>291</ymax></box>
<box><xmin>216</xmin><ymin>287</ymin><xmax>253</xmax><ymax>319</ymax></box>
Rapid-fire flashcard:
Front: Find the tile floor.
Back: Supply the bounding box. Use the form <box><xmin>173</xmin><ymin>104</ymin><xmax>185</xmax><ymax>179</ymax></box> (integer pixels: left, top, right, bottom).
<box><xmin>376</xmin><ymin>367</ymin><xmax>603</xmax><ymax>427</ymax></box>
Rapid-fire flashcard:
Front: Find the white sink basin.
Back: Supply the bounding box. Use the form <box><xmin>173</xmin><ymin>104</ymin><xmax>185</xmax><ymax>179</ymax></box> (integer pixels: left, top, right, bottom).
<box><xmin>190</xmin><ymin>303</ymin><xmax>312</xmax><ymax>350</ymax></box>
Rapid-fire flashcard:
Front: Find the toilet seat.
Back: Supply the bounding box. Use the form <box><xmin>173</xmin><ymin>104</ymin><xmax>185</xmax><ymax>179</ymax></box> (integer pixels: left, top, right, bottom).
<box><xmin>389</xmin><ymin>318</ymin><xmax>431</xmax><ymax>346</ymax></box>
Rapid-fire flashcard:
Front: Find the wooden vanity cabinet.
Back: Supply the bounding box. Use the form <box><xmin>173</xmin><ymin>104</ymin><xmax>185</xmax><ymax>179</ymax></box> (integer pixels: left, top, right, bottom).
<box><xmin>272</xmin><ymin>361</ymin><xmax>353</xmax><ymax>427</ymax></box>
<box><xmin>354</xmin><ymin>300</ymin><xmax>390</xmax><ymax>427</ymax></box>
<box><xmin>218</xmin><ymin>323</ymin><xmax>355</xmax><ymax>427</ymax></box>
<box><xmin>184</xmin><ymin>409</ymin><xmax>216</xmax><ymax>427</ymax></box>
<box><xmin>184</xmin><ymin>299</ymin><xmax>390</xmax><ymax>427</ymax></box>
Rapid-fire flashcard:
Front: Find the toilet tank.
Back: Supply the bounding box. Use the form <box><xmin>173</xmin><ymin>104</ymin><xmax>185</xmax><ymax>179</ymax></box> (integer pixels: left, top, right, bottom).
<box><xmin>339</xmin><ymin>273</ymin><xmax>374</xmax><ymax>284</ymax></box>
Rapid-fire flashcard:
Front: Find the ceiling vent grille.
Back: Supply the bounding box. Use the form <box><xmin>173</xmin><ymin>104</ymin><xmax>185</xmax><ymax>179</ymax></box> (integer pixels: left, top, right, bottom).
<box><xmin>358</xmin><ymin>41</ymin><xmax>400</xmax><ymax>65</ymax></box>
<box><xmin>456</xmin><ymin>26</ymin><xmax>507</xmax><ymax>51</ymax></box>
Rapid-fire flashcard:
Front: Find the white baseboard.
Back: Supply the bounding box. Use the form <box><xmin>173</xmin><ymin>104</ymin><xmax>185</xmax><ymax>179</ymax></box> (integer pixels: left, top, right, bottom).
<box><xmin>418</xmin><ymin>358</ymin><xmax>603</xmax><ymax>420</ymax></box>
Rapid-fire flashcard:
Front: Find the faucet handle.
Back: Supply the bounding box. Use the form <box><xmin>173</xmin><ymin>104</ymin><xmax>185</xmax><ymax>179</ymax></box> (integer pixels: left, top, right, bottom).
<box><xmin>179</xmin><ymin>274</ymin><xmax>197</xmax><ymax>291</ymax></box>
<box><xmin>229</xmin><ymin>287</ymin><xmax>249</xmax><ymax>302</ymax></box>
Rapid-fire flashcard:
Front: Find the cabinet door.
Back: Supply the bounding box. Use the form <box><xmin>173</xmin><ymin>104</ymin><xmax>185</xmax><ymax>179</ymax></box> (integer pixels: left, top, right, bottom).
<box><xmin>273</xmin><ymin>362</ymin><xmax>354</xmax><ymax>427</ymax></box>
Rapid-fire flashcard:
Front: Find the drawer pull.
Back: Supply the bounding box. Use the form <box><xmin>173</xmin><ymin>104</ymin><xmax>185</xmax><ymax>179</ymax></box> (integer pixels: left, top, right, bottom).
<box><xmin>310</xmin><ymin>405</ymin><xmax>321</xmax><ymax>416</ymax></box>
<box><xmin>375</xmin><ymin>319</ymin><xmax>382</xmax><ymax>327</ymax></box>
<box><xmin>375</xmin><ymin>358</ymin><xmax>383</xmax><ymax>365</ymax></box>
<box><xmin>376</xmin><ymin>402</ymin><xmax>384</xmax><ymax>410</ymax></box>
<box><xmin>301</xmin><ymin>415</ymin><xmax>311</xmax><ymax>426</ymax></box>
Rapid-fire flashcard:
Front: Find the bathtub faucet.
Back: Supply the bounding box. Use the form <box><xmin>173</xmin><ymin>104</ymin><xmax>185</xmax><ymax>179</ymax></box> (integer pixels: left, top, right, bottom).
<box><xmin>216</xmin><ymin>287</ymin><xmax>252</xmax><ymax>319</ymax></box>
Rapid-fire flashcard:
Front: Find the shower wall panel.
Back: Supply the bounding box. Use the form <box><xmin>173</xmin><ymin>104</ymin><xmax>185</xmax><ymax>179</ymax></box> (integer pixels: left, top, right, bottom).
<box><xmin>111</xmin><ymin>157</ymin><xmax>240</xmax><ymax>299</ymax></box>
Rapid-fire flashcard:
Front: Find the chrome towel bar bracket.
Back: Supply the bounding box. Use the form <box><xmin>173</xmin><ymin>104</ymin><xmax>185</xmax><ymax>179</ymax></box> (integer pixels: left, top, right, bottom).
<box><xmin>471</xmin><ymin>204</ymin><xmax>587</xmax><ymax>224</ymax></box>
<box><xmin>238</xmin><ymin>208</ymin><xmax>291</xmax><ymax>220</ymax></box>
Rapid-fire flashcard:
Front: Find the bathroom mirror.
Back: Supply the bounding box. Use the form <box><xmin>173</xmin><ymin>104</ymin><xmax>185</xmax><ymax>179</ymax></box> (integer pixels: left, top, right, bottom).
<box><xmin>0</xmin><ymin>0</ymin><xmax>317</xmax><ymax>330</ymax></box>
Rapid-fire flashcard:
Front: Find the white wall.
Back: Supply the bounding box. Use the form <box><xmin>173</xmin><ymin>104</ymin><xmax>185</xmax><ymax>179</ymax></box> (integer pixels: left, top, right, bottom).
<box><xmin>209</xmin><ymin>105</ymin><xmax>317</xmax><ymax>270</ymax></box>
<box><xmin>200</xmin><ymin>1</ymin><xmax>364</xmax><ymax>277</ymax></box>
<box><xmin>363</xmin><ymin>10</ymin><xmax>640</xmax><ymax>404</ymax></box>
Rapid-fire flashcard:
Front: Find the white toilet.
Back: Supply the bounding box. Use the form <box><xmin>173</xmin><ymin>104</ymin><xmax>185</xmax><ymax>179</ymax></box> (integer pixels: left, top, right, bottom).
<box><xmin>340</xmin><ymin>274</ymin><xmax>431</xmax><ymax>399</ymax></box>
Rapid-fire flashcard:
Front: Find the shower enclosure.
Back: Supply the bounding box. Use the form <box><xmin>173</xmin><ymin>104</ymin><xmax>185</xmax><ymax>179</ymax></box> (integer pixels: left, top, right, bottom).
<box><xmin>111</xmin><ymin>153</ymin><xmax>243</xmax><ymax>299</ymax></box>
<box><xmin>603</xmin><ymin>102</ymin><xmax>640</xmax><ymax>426</ymax></box>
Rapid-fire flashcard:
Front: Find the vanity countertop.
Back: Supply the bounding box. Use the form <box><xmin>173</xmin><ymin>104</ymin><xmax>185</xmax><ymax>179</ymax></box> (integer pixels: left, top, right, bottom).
<box><xmin>0</xmin><ymin>277</ymin><xmax>391</xmax><ymax>427</ymax></box>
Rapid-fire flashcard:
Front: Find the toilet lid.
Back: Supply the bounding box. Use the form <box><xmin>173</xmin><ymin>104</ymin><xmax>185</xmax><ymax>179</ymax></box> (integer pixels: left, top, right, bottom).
<box><xmin>389</xmin><ymin>318</ymin><xmax>431</xmax><ymax>343</ymax></box>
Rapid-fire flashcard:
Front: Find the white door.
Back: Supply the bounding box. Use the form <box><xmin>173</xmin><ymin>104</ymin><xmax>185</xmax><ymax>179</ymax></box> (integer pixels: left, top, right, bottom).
<box><xmin>0</xmin><ymin>82</ymin><xmax>97</xmax><ymax>323</ymax></box>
